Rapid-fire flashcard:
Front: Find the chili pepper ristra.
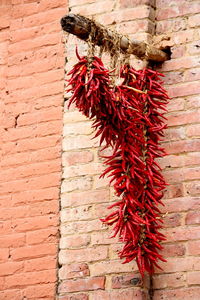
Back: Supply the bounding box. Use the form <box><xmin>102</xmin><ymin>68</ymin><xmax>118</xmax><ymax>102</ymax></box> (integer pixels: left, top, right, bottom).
<box><xmin>66</xmin><ymin>50</ymin><xmax>169</xmax><ymax>276</ymax></box>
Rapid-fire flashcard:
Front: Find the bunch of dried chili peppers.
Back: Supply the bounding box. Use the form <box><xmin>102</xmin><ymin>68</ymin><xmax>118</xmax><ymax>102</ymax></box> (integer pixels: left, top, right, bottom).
<box><xmin>66</xmin><ymin>49</ymin><xmax>169</xmax><ymax>276</ymax></box>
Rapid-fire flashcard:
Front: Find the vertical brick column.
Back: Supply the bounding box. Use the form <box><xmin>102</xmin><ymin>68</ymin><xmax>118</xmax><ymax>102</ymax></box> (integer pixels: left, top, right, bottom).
<box><xmin>59</xmin><ymin>1</ymin><xmax>155</xmax><ymax>299</ymax></box>
<box><xmin>0</xmin><ymin>1</ymin><xmax>67</xmax><ymax>299</ymax></box>
<box><xmin>152</xmin><ymin>0</ymin><xmax>200</xmax><ymax>298</ymax></box>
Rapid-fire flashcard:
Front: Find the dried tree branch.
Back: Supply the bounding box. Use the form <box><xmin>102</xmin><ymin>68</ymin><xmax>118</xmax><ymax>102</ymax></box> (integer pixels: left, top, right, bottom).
<box><xmin>60</xmin><ymin>13</ymin><xmax>168</xmax><ymax>62</ymax></box>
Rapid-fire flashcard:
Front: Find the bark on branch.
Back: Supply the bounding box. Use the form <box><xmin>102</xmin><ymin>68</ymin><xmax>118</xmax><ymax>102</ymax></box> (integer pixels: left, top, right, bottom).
<box><xmin>60</xmin><ymin>14</ymin><xmax>168</xmax><ymax>62</ymax></box>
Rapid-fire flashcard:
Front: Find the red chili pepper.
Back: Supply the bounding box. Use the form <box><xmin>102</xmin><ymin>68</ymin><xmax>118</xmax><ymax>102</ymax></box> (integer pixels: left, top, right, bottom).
<box><xmin>66</xmin><ymin>51</ymin><xmax>168</xmax><ymax>276</ymax></box>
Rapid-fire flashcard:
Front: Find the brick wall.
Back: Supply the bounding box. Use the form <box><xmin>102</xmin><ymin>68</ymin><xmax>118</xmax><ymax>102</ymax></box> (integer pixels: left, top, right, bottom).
<box><xmin>59</xmin><ymin>1</ymin><xmax>156</xmax><ymax>299</ymax></box>
<box><xmin>1</xmin><ymin>0</ymin><xmax>200</xmax><ymax>299</ymax></box>
<box><xmin>152</xmin><ymin>0</ymin><xmax>200</xmax><ymax>299</ymax></box>
<box><xmin>0</xmin><ymin>0</ymin><xmax>66</xmax><ymax>299</ymax></box>
<box><xmin>59</xmin><ymin>0</ymin><xmax>200</xmax><ymax>300</ymax></box>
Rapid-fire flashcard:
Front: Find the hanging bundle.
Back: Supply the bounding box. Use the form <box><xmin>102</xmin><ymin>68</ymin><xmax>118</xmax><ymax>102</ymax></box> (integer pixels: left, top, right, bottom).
<box><xmin>66</xmin><ymin>49</ymin><xmax>169</xmax><ymax>276</ymax></box>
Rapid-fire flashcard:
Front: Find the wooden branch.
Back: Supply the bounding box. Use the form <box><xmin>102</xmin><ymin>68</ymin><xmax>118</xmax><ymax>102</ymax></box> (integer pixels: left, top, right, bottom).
<box><xmin>60</xmin><ymin>14</ymin><xmax>169</xmax><ymax>62</ymax></box>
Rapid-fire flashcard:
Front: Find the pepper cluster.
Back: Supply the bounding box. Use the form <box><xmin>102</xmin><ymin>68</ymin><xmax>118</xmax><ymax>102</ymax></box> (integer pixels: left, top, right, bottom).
<box><xmin>66</xmin><ymin>50</ymin><xmax>169</xmax><ymax>276</ymax></box>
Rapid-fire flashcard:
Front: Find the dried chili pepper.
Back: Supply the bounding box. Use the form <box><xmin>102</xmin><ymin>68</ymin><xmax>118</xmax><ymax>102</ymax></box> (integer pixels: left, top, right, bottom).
<box><xmin>66</xmin><ymin>50</ymin><xmax>168</xmax><ymax>277</ymax></box>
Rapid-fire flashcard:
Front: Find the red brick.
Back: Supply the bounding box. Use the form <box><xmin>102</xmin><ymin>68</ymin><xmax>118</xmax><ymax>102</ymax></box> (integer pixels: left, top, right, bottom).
<box><xmin>5</xmin><ymin>269</ymin><xmax>56</xmax><ymax>289</ymax></box>
<box><xmin>156</xmin><ymin>2</ymin><xmax>200</xmax><ymax>20</ymax></box>
<box><xmin>2</xmin><ymin>120</ymin><xmax>62</xmax><ymax>142</ymax></box>
<box><xmin>162</xmin><ymin>243</ymin><xmax>186</xmax><ymax>257</ymax></box>
<box><xmin>24</xmin><ymin>283</ymin><xmax>56</xmax><ymax>299</ymax></box>
<box><xmin>164</xmin><ymin>127</ymin><xmax>185</xmax><ymax>141</ymax></box>
<box><xmin>58</xmin><ymin>276</ymin><xmax>105</xmax><ymax>293</ymax></box>
<box><xmin>163</xmin><ymin>71</ymin><xmax>184</xmax><ymax>85</ymax></box>
<box><xmin>12</xmin><ymin>187</ymin><xmax>59</xmax><ymax>205</ymax></box>
<box><xmin>171</xmin><ymin>45</ymin><xmax>186</xmax><ymax>59</ymax></box>
<box><xmin>154</xmin><ymin>287</ymin><xmax>200</xmax><ymax>300</ymax></box>
<box><xmin>168</xmin><ymin>110</ymin><xmax>200</xmax><ymax>126</ymax></box>
<box><xmin>156</xmin><ymin>257</ymin><xmax>197</xmax><ymax>273</ymax></box>
<box><xmin>91</xmin><ymin>231</ymin><xmax>118</xmax><ymax>246</ymax></box>
<box><xmin>60</xmin><ymin>234</ymin><xmax>91</xmax><ymax>249</ymax></box>
<box><xmin>12</xmin><ymin>215</ymin><xmax>58</xmax><ymax>232</ymax></box>
<box><xmin>0</xmin><ymin>262</ymin><xmax>23</xmax><ymax>276</ymax></box>
<box><xmin>0</xmin><ymin>173</ymin><xmax>61</xmax><ymax>194</ymax></box>
<box><xmin>0</xmin><ymin>160</ymin><xmax>60</xmax><ymax>182</ymax></box>
<box><xmin>165</xmin><ymin>139</ymin><xmax>200</xmax><ymax>155</ymax></box>
<box><xmin>163</xmin><ymin>213</ymin><xmax>182</xmax><ymax>227</ymax></box>
<box><xmin>91</xmin><ymin>289</ymin><xmax>145</xmax><ymax>300</ymax></box>
<box><xmin>187</xmin><ymin>271</ymin><xmax>200</xmax><ymax>285</ymax></box>
<box><xmin>90</xmin><ymin>260</ymin><xmax>137</xmax><ymax>276</ymax></box>
<box><xmin>0</xmin><ymin>249</ymin><xmax>9</xmax><ymax>263</ymax></box>
<box><xmin>24</xmin><ymin>256</ymin><xmax>56</xmax><ymax>272</ymax></box>
<box><xmin>184</xmin><ymin>181</ymin><xmax>200</xmax><ymax>196</ymax></box>
<box><xmin>0</xmin><ymin>290</ymin><xmax>22</xmax><ymax>300</ymax></box>
<box><xmin>59</xmin><ymin>263</ymin><xmax>90</xmax><ymax>280</ymax></box>
<box><xmin>59</xmin><ymin>246</ymin><xmax>108</xmax><ymax>264</ymax></box>
<box><xmin>10</xmin><ymin>243</ymin><xmax>57</xmax><ymax>261</ymax></box>
<box><xmin>168</xmin><ymin>82</ymin><xmax>200</xmax><ymax>98</ymax></box>
<box><xmin>188</xmin><ymin>240</ymin><xmax>200</xmax><ymax>255</ymax></box>
<box><xmin>112</xmin><ymin>273</ymin><xmax>142</xmax><ymax>288</ymax></box>
<box><xmin>157</xmin><ymin>18</ymin><xmax>186</xmax><ymax>34</ymax></box>
<box><xmin>62</xmin><ymin>151</ymin><xmax>93</xmax><ymax>167</ymax></box>
<box><xmin>186</xmin><ymin>211</ymin><xmax>200</xmax><ymax>225</ymax></box>
<box><xmin>17</xmin><ymin>107</ymin><xmax>62</xmax><ymax>126</ymax></box>
<box><xmin>163</xmin><ymin>226</ymin><xmax>200</xmax><ymax>243</ymax></box>
<box><xmin>62</xmin><ymin>162</ymin><xmax>103</xmax><ymax>178</ymax></box>
<box><xmin>164</xmin><ymin>183</ymin><xmax>184</xmax><ymax>199</ymax></box>
<box><xmin>11</xmin><ymin>3</ymin><xmax>38</xmax><ymax>18</ymax></box>
<box><xmin>1</xmin><ymin>146</ymin><xmax>60</xmax><ymax>168</ymax></box>
<box><xmin>189</xmin><ymin>13</ymin><xmax>200</xmax><ymax>27</ymax></box>
<box><xmin>71</xmin><ymin>1</ymin><xmax>115</xmax><ymax>16</ymax></box>
<box><xmin>160</xmin><ymin>56</ymin><xmax>200</xmax><ymax>72</ymax></box>
<box><xmin>162</xmin><ymin>197</ymin><xmax>200</xmax><ymax>213</ymax></box>
<box><xmin>26</xmin><ymin>227</ymin><xmax>58</xmax><ymax>245</ymax></box>
<box><xmin>61</xmin><ymin>189</ymin><xmax>109</xmax><ymax>208</ymax></box>
<box><xmin>57</xmin><ymin>294</ymin><xmax>88</xmax><ymax>300</ymax></box>
<box><xmin>0</xmin><ymin>233</ymin><xmax>25</xmax><ymax>248</ymax></box>
<box><xmin>38</xmin><ymin>0</ymin><xmax>66</xmax><ymax>11</ymax></box>
<box><xmin>21</xmin><ymin>8</ymin><xmax>66</xmax><ymax>28</ymax></box>
<box><xmin>120</xmin><ymin>0</ymin><xmax>154</xmax><ymax>8</ymax></box>
<box><xmin>60</xmin><ymin>219</ymin><xmax>103</xmax><ymax>236</ymax></box>
<box><xmin>187</xmin><ymin>41</ymin><xmax>200</xmax><ymax>55</ymax></box>
<box><xmin>171</xmin><ymin>29</ymin><xmax>195</xmax><ymax>45</ymax></box>
<box><xmin>186</xmin><ymin>124</ymin><xmax>200</xmax><ymax>137</ymax></box>
<box><xmin>153</xmin><ymin>272</ymin><xmax>185</xmax><ymax>289</ymax></box>
<box><xmin>97</xmin><ymin>6</ymin><xmax>154</xmax><ymax>25</ymax></box>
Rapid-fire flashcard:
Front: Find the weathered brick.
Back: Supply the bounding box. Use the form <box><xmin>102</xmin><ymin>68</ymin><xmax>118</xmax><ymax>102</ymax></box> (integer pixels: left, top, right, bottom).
<box><xmin>0</xmin><ymin>262</ymin><xmax>23</xmax><ymax>276</ymax></box>
<box><xmin>90</xmin><ymin>260</ymin><xmax>137</xmax><ymax>276</ymax></box>
<box><xmin>61</xmin><ymin>189</ymin><xmax>109</xmax><ymax>208</ymax></box>
<box><xmin>186</xmin><ymin>211</ymin><xmax>200</xmax><ymax>225</ymax></box>
<box><xmin>59</xmin><ymin>263</ymin><xmax>90</xmax><ymax>280</ymax></box>
<box><xmin>10</xmin><ymin>243</ymin><xmax>57</xmax><ymax>261</ymax></box>
<box><xmin>163</xmin><ymin>213</ymin><xmax>182</xmax><ymax>227</ymax></box>
<box><xmin>5</xmin><ymin>269</ymin><xmax>56</xmax><ymax>289</ymax></box>
<box><xmin>57</xmin><ymin>294</ymin><xmax>88</xmax><ymax>300</ymax></box>
<box><xmin>162</xmin><ymin>243</ymin><xmax>186</xmax><ymax>257</ymax></box>
<box><xmin>91</xmin><ymin>289</ymin><xmax>145</xmax><ymax>300</ymax></box>
<box><xmin>24</xmin><ymin>256</ymin><xmax>56</xmax><ymax>272</ymax></box>
<box><xmin>154</xmin><ymin>287</ymin><xmax>200</xmax><ymax>300</ymax></box>
<box><xmin>62</xmin><ymin>162</ymin><xmax>103</xmax><ymax>178</ymax></box>
<box><xmin>112</xmin><ymin>273</ymin><xmax>142</xmax><ymax>289</ymax></box>
<box><xmin>59</xmin><ymin>246</ymin><xmax>108</xmax><ymax>264</ymax></box>
<box><xmin>58</xmin><ymin>276</ymin><xmax>105</xmax><ymax>293</ymax></box>
<box><xmin>188</xmin><ymin>13</ymin><xmax>200</xmax><ymax>27</ymax></box>
<box><xmin>168</xmin><ymin>82</ymin><xmax>200</xmax><ymax>98</ymax></box>
<box><xmin>24</xmin><ymin>283</ymin><xmax>56</xmax><ymax>299</ymax></box>
<box><xmin>61</xmin><ymin>177</ymin><xmax>93</xmax><ymax>193</ymax></box>
<box><xmin>153</xmin><ymin>272</ymin><xmax>185</xmax><ymax>289</ymax></box>
<box><xmin>59</xmin><ymin>234</ymin><xmax>91</xmax><ymax>249</ymax></box>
